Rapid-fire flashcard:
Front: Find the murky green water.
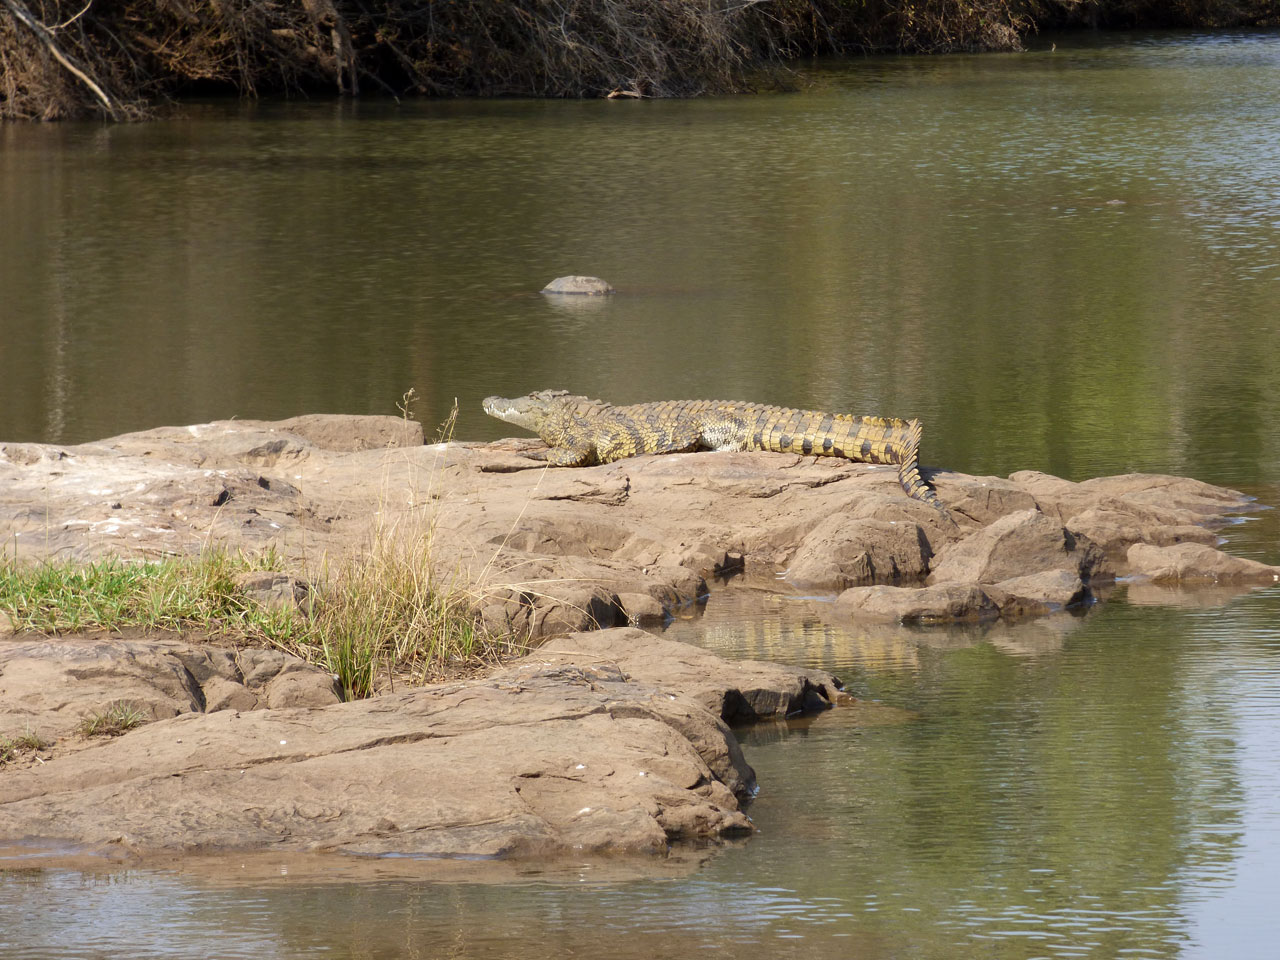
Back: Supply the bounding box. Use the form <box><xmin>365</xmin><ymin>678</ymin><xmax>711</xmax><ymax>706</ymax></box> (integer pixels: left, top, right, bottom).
<box><xmin>3</xmin><ymin>30</ymin><xmax>1280</xmax><ymax>960</ymax></box>
<box><xmin>3</xmin><ymin>32</ymin><xmax>1279</xmax><ymax>488</ymax></box>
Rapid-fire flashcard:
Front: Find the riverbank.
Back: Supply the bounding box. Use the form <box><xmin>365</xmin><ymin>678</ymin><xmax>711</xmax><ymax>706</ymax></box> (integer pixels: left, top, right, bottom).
<box><xmin>3</xmin><ymin>1</ymin><xmax>1276</xmax><ymax>120</ymax></box>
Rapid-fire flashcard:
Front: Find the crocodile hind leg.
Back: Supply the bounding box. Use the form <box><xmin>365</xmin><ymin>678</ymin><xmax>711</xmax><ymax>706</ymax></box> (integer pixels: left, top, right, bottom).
<box><xmin>698</xmin><ymin>415</ymin><xmax>751</xmax><ymax>452</ymax></box>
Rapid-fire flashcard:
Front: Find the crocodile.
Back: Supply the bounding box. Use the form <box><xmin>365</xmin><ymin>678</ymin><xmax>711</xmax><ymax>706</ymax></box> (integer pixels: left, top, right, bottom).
<box><xmin>482</xmin><ymin>390</ymin><xmax>946</xmax><ymax>513</ymax></box>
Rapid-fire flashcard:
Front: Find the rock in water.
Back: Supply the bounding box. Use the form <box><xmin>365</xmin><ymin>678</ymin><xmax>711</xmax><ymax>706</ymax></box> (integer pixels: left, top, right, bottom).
<box><xmin>541</xmin><ymin>276</ymin><xmax>615</xmax><ymax>295</ymax></box>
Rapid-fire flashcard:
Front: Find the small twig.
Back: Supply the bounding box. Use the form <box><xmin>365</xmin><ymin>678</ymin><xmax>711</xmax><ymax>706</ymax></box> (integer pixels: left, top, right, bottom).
<box><xmin>53</xmin><ymin>0</ymin><xmax>93</xmax><ymax>31</ymax></box>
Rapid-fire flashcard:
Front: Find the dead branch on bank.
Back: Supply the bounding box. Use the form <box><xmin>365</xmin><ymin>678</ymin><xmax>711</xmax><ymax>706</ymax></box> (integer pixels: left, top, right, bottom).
<box><xmin>2</xmin><ymin>1</ymin><xmax>1276</xmax><ymax>121</ymax></box>
<box><xmin>2</xmin><ymin>0</ymin><xmax>123</xmax><ymax>117</ymax></box>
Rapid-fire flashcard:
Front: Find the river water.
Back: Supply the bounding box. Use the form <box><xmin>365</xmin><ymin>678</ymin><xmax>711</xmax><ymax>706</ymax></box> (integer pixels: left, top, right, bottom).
<box><xmin>3</xmin><ymin>30</ymin><xmax>1280</xmax><ymax>960</ymax></box>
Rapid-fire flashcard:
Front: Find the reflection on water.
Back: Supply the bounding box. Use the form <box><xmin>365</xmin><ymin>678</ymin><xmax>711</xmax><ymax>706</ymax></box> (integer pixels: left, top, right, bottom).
<box><xmin>2</xmin><ymin>34</ymin><xmax>1280</xmax><ymax>491</ymax></box>
<box><xmin>4</xmin><ymin>29</ymin><xmax>1280</xmax><ymax>960</ymax></box>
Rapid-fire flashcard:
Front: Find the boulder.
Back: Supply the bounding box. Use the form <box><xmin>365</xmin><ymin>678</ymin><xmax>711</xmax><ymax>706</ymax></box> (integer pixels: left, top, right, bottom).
<box><xmin>1007</xmin><ymin>470</ymin><xmax>1094</xmax><ymax>521</ymax></box>
<box><xmin>987</xmin><ymin>569</ymin><xmax>1089</xmax><ymax>618</ymax></box>
<box><xmin>928</xmin><ymin>509</ymin><xmax>1109</xmax><ymax>586</ymax></box>
<box><xmin>533</xmin><ymin>629</ymin><xmax>844</xmax><ymax>725</ymax></box>
<box><xmin>1066</xmin><ymin>507</ymin><xmax>1217</xmax><ymax>565</ymax></box>
<box><xmin>835</xmin><ymin>583</ymin><xmax>1000</xmax><ymax>623</ymax></box>
<box><xmin>233</xmin><ymin>571</ymin><xmax>313</xmax><ymax>615</ymax></box>
<box><xmin>1126</xmin><ymin>542</ymin><xmax>1280</xmax><ymax>583</ymax></box>
<box><xmin>1079</xmin><ymin>473</ymin><xmax>1253</xmax><ymax>516</ymax></box>
<box><xmin>931</xmin><ymin>472</ymin><xmax>1038</xmax><ymax>526</ymax></box>
<box><xmin>617</xmin><ymin>592</ymin><xmax>667</xmax><ymax>624</ymax></box>
<box><xmin>785</xmin><ymin>517</ymin><xmax>932</xmax><ymax>589</ymax></box>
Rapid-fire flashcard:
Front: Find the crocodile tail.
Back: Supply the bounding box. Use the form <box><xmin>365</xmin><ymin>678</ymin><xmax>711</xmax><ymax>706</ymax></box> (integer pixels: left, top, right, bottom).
<box><xmin>896</xmin><ymin>418</ymin><xmax>945</xmax><ymax>512</ymax></box>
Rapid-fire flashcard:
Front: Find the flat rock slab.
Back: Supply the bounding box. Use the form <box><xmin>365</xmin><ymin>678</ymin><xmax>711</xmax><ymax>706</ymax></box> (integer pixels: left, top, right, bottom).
<box><xmin>0</xmin><ymin>631</ymin><xmax>341</xmax><ymax>743</ymax></box>
<box><xmin>1</xmin><ymin>415</ymin><xmax>1272</xmax><ymax>631</ymax></box>
<box><xmin>0</xmin><ymin>629</ymin><xmax>847</xmax><ymax>863</ymax></box>
<box><xmin>1126</xmin><ymin>542</ymin><xmax>1280</xmax><ymax>583</ymax></box>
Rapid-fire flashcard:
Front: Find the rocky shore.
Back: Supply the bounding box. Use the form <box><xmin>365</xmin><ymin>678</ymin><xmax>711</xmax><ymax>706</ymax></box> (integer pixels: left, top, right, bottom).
<box><xmin>3</xmin><ymin>414</ymin><xmax>1275</xmax><ymax>630</ymax></box>
<box><xmin>0</xmin><ymin>627</ymin><xmax>842</xmax><ymax>861</ymax></box>
<box><xmin>2</xmin><ymin>415</ymin><xmax>1276</xmax><ymax>866</ymax></box>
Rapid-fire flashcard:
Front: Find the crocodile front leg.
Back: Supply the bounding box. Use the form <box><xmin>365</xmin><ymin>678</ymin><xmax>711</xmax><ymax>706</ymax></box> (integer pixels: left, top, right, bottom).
<box><xmin>544</xmin><ymin>444</ymin><xmax>597</xmax><ymax>466</ymax></box>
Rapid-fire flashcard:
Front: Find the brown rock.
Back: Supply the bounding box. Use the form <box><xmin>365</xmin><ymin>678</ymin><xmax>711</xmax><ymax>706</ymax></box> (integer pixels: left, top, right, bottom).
<box><xmin>928</xmin><ymin>509</ymin><xmax>1109</xmax><ymax>586</ymax></box>
<box><xmin>1066</xmin><ymin>507</ymin><xmax>1217</xmax><ymax>565</ymax></box>
<box><xmin>988</xmin><ymin>570</ymin><xmax>1089</xmax><ymax>618</ymax></box>
<box><xmin>264</xmin><ymin>663</ymin><xmax>346</xmax><ymax>709</ymax></box>
<box><xmin>835</xmin><ymin>583</ymin><xmax>999</xmax><ymax>623</ymax></box>
<box><xmin>478</xmin><ymin>583</ymin><xmax>628</xmax><ymax>638</ymax></box>
<box><xmin>0</xmin><ymin>415</ymin><xmax>1266</xmax><ymax>633</ymax></box>
<box><xmin>533</xmin><ymin>629</ymin><xmax>842</xmax><ymax>725</ymax></box>
<box><xmin>617</xmin><ymin>592</ymin><xmax>667</xmax><ymax>624</ymax></box>
<box><xmin>0</xmin><ymin>634</ymin><xmax>341</xmax><ymax>741</ymax></box>
<box><xmin>1006</xmin><ymin>470</ymin><xmax>1096</xmax><ymax>523</ymax></box>
<box><xmin>234</xmin><ymin>571</ymin><xmax>313</xmax><ymax>615</ymax></box>
<box><xmin>271</xmin><ymin>414</ymin><xmax>424</xmax><ymax>451</ymax></box>
<box><xmin>1079</xmin><ymin>473</ymin><xmax>1253</xmax><ymax>516</ymax></box>
<box><xmin>785</xmin><ymin>517</ymin><xmax>932</xmax><ymax>589</ymax></box>
<box><xmin>931</xmin><ymin>472</ymin><xmax>1038</xmax><ymax>525</ymax></box>
<box><xmin>0</xmin><ymin>629</ymin><xmax>842</xmax><ymax>861</ymax></box>
<box><xmin>1126</xmin><ymin>542</ymin><xmax>1280</xmax><ymax>583</ymax></box>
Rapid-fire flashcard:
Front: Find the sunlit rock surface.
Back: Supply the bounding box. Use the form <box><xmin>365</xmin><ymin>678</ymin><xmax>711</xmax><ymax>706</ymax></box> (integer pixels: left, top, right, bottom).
<box><xmin>2</xmin><ymin>415</ymin><xmax>1270</xmax><ymax>631</ymax></box>
<box><xmin>0</xmin><ymin>629</ymin><xmax>842</xmax><ymax>860</ymax></box>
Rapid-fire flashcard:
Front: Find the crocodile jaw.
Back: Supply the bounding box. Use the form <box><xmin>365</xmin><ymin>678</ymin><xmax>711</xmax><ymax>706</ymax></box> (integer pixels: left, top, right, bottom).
<box><xmin>483</xmin><ymin>396</ymin><xmax>535</xmax><ymax>430</ymax></box>
<box><xmin>483</xmin><ymin>393</ymin><xmax>562</xmax><ymax>432</ymax></box>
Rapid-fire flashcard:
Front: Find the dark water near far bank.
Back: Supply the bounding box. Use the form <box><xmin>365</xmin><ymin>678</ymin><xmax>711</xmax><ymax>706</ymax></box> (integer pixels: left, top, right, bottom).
<box><xmin>3</xmin><ymin>30</ymin><xmax>1280</xmax><ymax>960</ymax></box>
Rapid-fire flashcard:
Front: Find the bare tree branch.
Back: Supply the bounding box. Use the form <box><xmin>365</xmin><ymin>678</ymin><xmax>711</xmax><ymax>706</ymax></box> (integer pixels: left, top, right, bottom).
<box><xmin>2</xmin><ymin>0</ymin><xmax>122</xmax><ymax>118</ymax></box>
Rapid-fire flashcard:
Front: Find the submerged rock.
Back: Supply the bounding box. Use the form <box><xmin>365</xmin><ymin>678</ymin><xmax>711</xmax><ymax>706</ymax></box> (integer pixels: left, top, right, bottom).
<box><xmin>987</xmin><ymin>569</ymin><xmax>1090</xmax><ymax>618</ymax></box>
<box><xmin>540</xmin><ymin>275</ymin><xmax>615</xmax><ymax>295</ymax></box>
<box><xmin>835</xmin><ymin>582</ymin><xmax>1000</xmax><ymax>623</ymax></box>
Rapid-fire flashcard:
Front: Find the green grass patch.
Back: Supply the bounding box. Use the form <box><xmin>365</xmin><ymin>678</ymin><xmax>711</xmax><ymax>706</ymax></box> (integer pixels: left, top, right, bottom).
<box><xmin>0</xmin><ymin>728</ymin><xmax>51</xmax><ymax>763</ymax></box>
<box><xmin>0</xmin><ymin>542</ymin><xmax>507</xmax><ymax>701</ymax></box>
<box><xmin>0</xmin><ymin>551</ymin><xmax>278</xmax><ymax>634</ymax></box>
<box><xmin>78</xmin><ymin>701</ymin><xmax>149</xmax><ymax>738</ymax></box>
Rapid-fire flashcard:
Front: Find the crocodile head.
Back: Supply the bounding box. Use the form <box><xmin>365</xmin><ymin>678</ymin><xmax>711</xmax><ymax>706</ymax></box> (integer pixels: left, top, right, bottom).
<box><xmin>482</xmin><ymin>390</ymin><xmax>583</xmax><ymax>432</ymax></box>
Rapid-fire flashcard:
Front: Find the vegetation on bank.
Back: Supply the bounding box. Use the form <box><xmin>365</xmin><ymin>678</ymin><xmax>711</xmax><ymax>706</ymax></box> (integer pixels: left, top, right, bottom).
<box><xmin>2</xmin><ymin>0</ymin><xmax>1276</xmax><ymax>120</ymax></box>
<box><xmin>0</xmin><ymin>544</ymin><xmax>506</xmax><ymax>701</ymax></box>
